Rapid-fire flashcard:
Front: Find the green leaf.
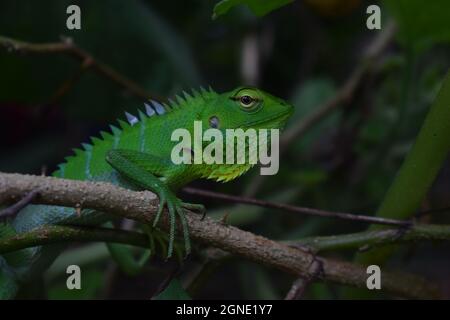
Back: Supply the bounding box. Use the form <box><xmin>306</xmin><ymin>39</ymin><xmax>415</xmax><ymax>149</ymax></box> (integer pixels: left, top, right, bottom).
<box><xmin>384</xmin><ymin>0</ymin><xmax>450</xmax><ymax>51</ymax></box>
<box><xmin>213</xmin><ymin>0</ymin><xmax>293</xmax><ymax>19</ymax></box>
<box><xmin>153</xmin><ymin>278</ymin><xmax>191</xmax><ymax>300</ymax></box>
<box><xmin>352</xmin><ymin>71</ymin><xmax>450</xmax><ymax>268</ymax></box>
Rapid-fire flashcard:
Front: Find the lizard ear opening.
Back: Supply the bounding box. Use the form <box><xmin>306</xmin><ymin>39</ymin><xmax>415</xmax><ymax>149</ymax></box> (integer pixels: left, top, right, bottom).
<box><xmin>209</xmin><ymin>116</ymin><xmax>220</xmax><ymax>128</ymax></box>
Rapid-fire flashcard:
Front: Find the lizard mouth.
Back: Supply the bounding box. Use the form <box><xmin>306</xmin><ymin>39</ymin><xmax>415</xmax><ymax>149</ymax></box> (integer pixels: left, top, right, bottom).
<box><xmin>241</xmin><ymin>109</ymin><xmax>293</xmax><ymax>130</ymax></box>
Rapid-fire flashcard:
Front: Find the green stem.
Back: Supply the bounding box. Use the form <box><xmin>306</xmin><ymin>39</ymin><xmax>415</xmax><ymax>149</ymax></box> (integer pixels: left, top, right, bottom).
<box><xmin>293</xmin><ymin>224</ymin><xmax>450</xmax><ymax>252</ymax></box>
<box><xmin>356</xmin><ymin>70</ymin><xmax>450</xmax><ymax>264</ymax></box>
<box><xmin>341</xmin><ymin>71</ymin><xmax>450</xmax><ymax>298</ymax></box>
<box><xmin>0</xmin><ymin>225</ymin><xmax>148</xmax><ymax>254</ymax></box>
<box><xmin>2</xmin><ymin>223</ymin><xmax>450</xmax><ymax>260</ymax></box>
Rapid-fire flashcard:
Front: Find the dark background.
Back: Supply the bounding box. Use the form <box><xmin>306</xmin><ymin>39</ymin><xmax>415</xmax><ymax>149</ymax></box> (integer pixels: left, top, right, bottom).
<box><xmin>0</xmin><ymin>0</ymin><xmax>449</xmax><ymax>299</ymax></box>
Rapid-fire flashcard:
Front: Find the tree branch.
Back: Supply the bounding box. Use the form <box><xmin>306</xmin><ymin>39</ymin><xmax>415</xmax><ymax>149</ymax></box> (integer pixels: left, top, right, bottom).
<box><xmin>0</xmin><ymin>189</ymin><xmax>39</xmax><ymax>219</ymax></box>
<box><xmin>3</xmin><ymin>222</ymin><xmax>449</xmax><ymax>259</ymax></box>
<box><xmin>0</xmin><ymin>35</ymin><xmax>160</xmax><ymax>101</ymax></box>
<box><xmin>182</xmin><ymin>187</ymin><xmax>411</xmax><ymax>227</ymax></box>
<box><xmin>0</xmin><ymin>172</ymin><xmax>441</xmax><ymax>299</ymax></box>
<box><xmin>0</xmin><ymin>225</ymin><xmax>148</xmax><ymax>254</ymax></box>
<box><xmin>292</xmin><ymin>224</ymin><xmax>450</xmax><ymax>253</ymax></box>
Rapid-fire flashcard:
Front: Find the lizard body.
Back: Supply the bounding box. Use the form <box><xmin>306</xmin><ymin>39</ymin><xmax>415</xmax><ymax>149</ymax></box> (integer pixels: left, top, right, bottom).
<box><xmin>0</xmin><ymin>86</ymin><xmax>293</xmax><ymax>299</ymax></box>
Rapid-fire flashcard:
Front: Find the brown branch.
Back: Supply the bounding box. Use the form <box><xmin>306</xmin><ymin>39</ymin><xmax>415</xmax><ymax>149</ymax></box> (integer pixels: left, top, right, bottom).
<box><xmin>152</xmin><ymin>265</ymin><xmax>181</xmax><ymax>298</ymax></box>
<box><xmin>0</xmin><ymin>172</ymin><xmax>440</xmax><ymax>299</ymax></box>
<box><xmin>46</xmin><ymin>62</ymin><xmax>88</xmax><ymax>106</ymax></box>
<box><xmin>284</xmin><ymin>252</ymin><xmax>324</xmax><ymax>300</ymax></box>
<box><xmin>182</xmin><ymin>187</ymin><xmax>411</xmax><ymax>227</ymax></box>
<box><xmin>0</xmin><ymin>35</ymin><xmax>160</xmax><ymax>101</ymax></box>
<box><xmin>0</xmin><ymin>189</ymin><xmax>40</xmax><ymax>219</ymax></box>
<box><xmin>0</xmin><ymin>225</ymin><xmax>149</xmax><ymax>253</ymax></box>
<box><xmin>285</xmin><ymin>277</ymin><xmax>310</xmax><ymax>300</ymax></box>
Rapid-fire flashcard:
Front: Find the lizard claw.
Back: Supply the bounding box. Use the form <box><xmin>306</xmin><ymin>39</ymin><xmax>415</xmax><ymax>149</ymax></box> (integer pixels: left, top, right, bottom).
<box><xmin>181</xmin><ymin>202</ymin><xmax>206</xmax><ymax>219</ymax></box>
<box><xmin>152</xmin><ymin>189</ymin><xmax>192</xmax><ymax>259</ymax></box>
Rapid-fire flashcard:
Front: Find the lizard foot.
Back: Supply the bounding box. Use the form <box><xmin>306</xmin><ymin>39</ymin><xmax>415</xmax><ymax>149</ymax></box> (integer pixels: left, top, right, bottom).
<box><xmin>152</xmin><ymin>188</ymin><xmax>191</xmax><ymax>259</ymax></box>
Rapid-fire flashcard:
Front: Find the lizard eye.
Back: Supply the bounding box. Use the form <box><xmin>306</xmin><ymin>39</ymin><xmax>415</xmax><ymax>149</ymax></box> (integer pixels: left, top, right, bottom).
<box><xmin>240</xmin><ymin>95</ymin><xmax>253</xmax><ymax>106</ymax></box>
<box><xmin>232</xmin><ymin>88</ymin><xmax>262</xmax><ymax>112</ymax></box>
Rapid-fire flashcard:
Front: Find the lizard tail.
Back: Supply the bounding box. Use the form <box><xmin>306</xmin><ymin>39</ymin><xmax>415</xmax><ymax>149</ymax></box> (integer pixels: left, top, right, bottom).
<box><xmin>0</xmin><ymin>204</ymin><xmax>62</xmax><ymax>300</ymax></box>
<box><xmin>0</xmin><ymin>223</ymin><xmax>30</xmax><ymax>299</ymax></box>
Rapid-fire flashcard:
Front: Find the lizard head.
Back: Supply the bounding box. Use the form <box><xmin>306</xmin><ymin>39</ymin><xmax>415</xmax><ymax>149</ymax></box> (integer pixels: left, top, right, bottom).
<box><xmin>206</xmin><ymin>87</ymin><xmax>294</xmax><ymax>131</ymax></box>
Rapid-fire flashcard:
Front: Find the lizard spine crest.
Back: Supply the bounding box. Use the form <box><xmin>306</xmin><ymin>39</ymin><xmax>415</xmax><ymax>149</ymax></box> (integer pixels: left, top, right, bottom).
<box><xmin>56</xmin><ymin>86</ymin><xmax>216</xmax><ymax>177</ymax></box>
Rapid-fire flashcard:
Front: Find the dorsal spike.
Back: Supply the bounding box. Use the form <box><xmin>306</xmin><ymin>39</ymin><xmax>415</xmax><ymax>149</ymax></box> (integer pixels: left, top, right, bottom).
<box><xmin>191</xmin><ymin>88</ymin><xmax>200</xmax><ymax>98</ymax></box>
<box><xmin>118</xmin><ymin>119</ymin><xmax>130</xmax><ymax>129</ymax></box>
<box><xmin>200</xmin><ymin>86</ymin><xmax>207</xmax><ymax>94</ymax></box>
<box><xmin>72</xmin><ymin>148</ymin><xmax>83</xmax><ymax>157</ymax></box>
<box><xmin>82</xmin><ymin>143</ymin><xmax>92</xmax><ymax>151</ymax></box>
<box><xmin>176</xmin><ymin>94</ymin><xmax>185</xmax><ymax>105</ymax></box>
<box><xmin>144</xmin><ymin>102</ymin><xmax>155</xmax><ymax>117</ymax></box>
<box><xmin>109</xmin><ymin>125</ymin><xmax>121</xmax><ymax>136</ymax></box>
<box><xmin>208</xmin><ymin>85</ymin><xmax>214</xmax><ymax>93</ymax></box>
<box><xmin>91</xmin><ymin>137</ymin><xmax>102</xmax><ymax>145</ymax></box>
<box><xmin>168</xmin><ymin>98</ymin><xmax>177</xmax><ymax>109</ymax></box>
<box><xmin>183</xmin><ymin>90</ymin><xmax>192</xmax><ymax>102</ymax></box>
<box><xmin>100</xmin><ymin>130</ymin><xmax>111</xmax><ymax>140</ymax></box>
<box><xmin>151</xmin><ymin>99</ymin><xmax>166</xmax><ymax>115</ymax></box>
<box><xmin>125</xmin><ymin>112</ymin><xmax>139</xmax><ymax>126</ymax></box>
<box><xmin>164</xmin><ymin>102</ymin><xmax>172</xmax><ymax>111</ymax></box>
<box><xmin>138</xmin><ymin>109</ymin><xmax>146</xmax><ymax>121</ymax></box>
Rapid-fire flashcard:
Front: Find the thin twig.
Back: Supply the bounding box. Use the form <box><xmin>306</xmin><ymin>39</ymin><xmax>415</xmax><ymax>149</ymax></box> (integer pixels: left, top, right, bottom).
<box><xmin>0</xmin><ymin>35</ymin><xmax>160</xmax><ymax>101</ymax></box>
<box><xmin>0</xmin><ymin>172</ymin><xmax>440</xmax><ymax>298</ymax></box>
<box><xmin>290</xmin><ymin>223</ymin><xmax>450</xmax><ymax>253</ymax></box>
<box><xmin>284</xmin><ymin>259</ymin><xmax>322</xmax><ymax>300</ymax></box>
<box><xmin>415</xmin><ymin>206</ymin><xmax>450</xmax><ymax>218</ymax></box>
<box><xmin>284</xmin><ymin>244</ymin><xmax>324</xmax><ymax>300</ymax></box>
<box><xmin>182</xmin><ymin>187</ymin><xmax>411</xmax><ymax>227</ymax></box>
<box><xmin>152</xmin><ymin>264</ymin><xmax>181</xmax><ymax>298</ymax></box>
<box><xmin>285</xmin><ymin>277</ymin><xmax>309</xmax><ymax>300</ymax></box>
<box><xmin>286</xmin><ymin>224</ymin><xmax>450</xmax><ymax>252</ymax></box>
<box><xmin>0</xmin><ymin>189</ymin><xmax>40</xmax><ymax>220</ymax></box>
<box><xmin>46</xmin><ymin>62</ymin><xmax>88</xmax><ymax>106</ymax></box>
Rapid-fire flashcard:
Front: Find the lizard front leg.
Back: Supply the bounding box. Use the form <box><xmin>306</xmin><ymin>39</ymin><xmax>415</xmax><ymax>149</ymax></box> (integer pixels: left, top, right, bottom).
<box><xmin>105</xmin><ymin>149</ymin><xmax>200</xmax><ymax>258</ymax></box>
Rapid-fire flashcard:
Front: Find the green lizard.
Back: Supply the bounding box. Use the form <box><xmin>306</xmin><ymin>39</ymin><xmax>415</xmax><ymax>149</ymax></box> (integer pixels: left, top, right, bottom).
<box><xmin>0</xmin><ymin>86</ymin><xmax>293</xmax><ymax>299</ymax></box>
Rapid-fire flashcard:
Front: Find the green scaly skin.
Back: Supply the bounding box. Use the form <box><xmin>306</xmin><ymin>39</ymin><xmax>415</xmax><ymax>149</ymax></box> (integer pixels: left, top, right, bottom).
<box><xmin>0</xmin><ymin>86</ymin><xmax>293</xmax><ymax>299</ymax></box>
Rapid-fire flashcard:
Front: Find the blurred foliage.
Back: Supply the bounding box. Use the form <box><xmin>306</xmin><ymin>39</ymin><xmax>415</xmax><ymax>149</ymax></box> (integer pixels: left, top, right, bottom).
<box><xmin>304</xmin><ymin>0</ymin><xmax>362</xmax><ymax>18</ymax></box>
<box><xmin>383</xmin><ymin>0</ymin><xmax>450</xmax><ymax>52</ymax></box>
<box><xmin>213</xmin><ymin>0</ymin><xmax>293</xmax><ymax>19</ymax></box>
<box><xmin>1</xmin><ymin>0</ymin><xmax>450</xmax><ymax>299</ymax></box>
